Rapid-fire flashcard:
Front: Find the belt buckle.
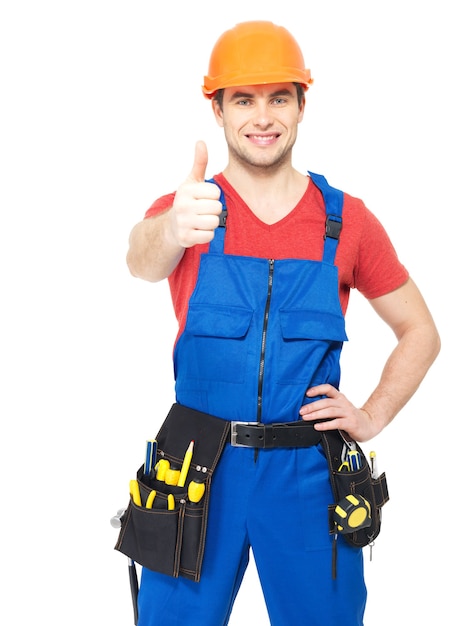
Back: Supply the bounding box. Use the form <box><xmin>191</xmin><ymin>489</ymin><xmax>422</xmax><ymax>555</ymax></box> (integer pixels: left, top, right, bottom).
<box><xmin>230</xmin><ymin>421</ymin><xmax>258</xmax><ymax>447</ymax></box>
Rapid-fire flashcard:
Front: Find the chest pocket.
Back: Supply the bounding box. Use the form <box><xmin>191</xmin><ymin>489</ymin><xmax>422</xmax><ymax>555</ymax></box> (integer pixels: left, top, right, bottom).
<box><xmin>275</xmin><ymin>309</ymin><xmax>348</xmax><ymax>385</ymax></box>
<box><xmin>183</xmin><ymin>304</ymin><xmax>254</xmax><ymax>383</ymax></box>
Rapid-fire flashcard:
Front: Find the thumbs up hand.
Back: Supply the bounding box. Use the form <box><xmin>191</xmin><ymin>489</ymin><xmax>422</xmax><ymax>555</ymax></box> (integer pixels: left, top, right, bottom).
<box><xmin>170</xmin><ymin>141</ymin><xmax>222</xmax><ymax>248</ymax></box>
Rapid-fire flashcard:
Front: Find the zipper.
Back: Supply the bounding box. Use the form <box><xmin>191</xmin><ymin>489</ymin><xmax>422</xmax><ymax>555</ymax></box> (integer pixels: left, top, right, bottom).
<box><xmin>257</xmin><ymin>259</ymin><xmax>275</xmax><ymax>423</ymax></box>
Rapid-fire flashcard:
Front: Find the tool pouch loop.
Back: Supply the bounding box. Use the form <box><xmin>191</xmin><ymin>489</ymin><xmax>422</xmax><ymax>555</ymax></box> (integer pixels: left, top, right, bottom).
<box><xmin>321</xmin><ymin>430</ymin><xmax>389</xmax><ymax>548</ymax></box>
<box><xmin>114</xmin><ymin>404</ymin><xmax>230</xmax><ymax>582</ymax></box>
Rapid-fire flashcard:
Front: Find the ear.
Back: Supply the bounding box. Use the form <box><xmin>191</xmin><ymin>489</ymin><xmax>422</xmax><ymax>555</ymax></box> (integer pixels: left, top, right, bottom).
<box><xmin>212</xmin><ymin>98</ymin><xmax>224</xmax><ymax>127</ymax></box>
<box><xmin>298</xmin><ymin>95</ymin><xmax>306</xmax><ymax>123</ymax></box>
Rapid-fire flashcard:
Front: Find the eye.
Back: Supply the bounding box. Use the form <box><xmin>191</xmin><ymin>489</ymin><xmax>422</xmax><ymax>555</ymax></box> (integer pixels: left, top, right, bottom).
<box><xmin>236</xmin><ymin>98</ymin><xmax>251</xmax><ymax>106</ymax></box>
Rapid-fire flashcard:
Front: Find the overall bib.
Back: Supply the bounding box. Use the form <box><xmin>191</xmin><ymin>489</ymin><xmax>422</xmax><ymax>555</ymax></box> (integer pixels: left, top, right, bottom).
<box><xmin>138</xmin><ymin>174</ymin><xmax>367</xmax><ymax>626</ymax></box>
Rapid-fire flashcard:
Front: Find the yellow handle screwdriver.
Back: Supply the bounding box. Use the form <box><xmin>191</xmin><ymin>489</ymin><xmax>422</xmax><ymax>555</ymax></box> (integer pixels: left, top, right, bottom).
<box><xmin>188</xmin><ymin>480</ymin><xmax>205</xmax><ymax>504</ymax></box>
<box><xmin>165</xmin><ymin>465</ymin><xmax>181</xmax><ymax>486</ymax></box>
<box><xmin>156</xmin><ymin>459</ymin><xmax>170</xmax><ymax>481</ymax></box>
<box><xmin>369</xmin><ymin>451</ymin><xmax>379</xmax><ymax>478</ymax></box>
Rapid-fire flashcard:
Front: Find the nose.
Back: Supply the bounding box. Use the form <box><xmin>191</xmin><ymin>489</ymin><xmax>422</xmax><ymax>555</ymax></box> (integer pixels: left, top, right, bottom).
<box><xmin>253</xmin><ymin>101</ymin><xmax>273</xmax><ymax>127</ymax></box>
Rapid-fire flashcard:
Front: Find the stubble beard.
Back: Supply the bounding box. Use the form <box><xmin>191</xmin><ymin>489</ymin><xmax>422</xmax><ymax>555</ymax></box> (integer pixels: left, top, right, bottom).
<box><xmin>226</xmin><ymin>133</ymin><xmax>296</xmax><ymax>174</ymax></box>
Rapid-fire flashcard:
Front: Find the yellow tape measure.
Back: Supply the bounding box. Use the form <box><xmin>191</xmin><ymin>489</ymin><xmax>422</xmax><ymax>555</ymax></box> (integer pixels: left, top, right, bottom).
<box><xmin>334</xmin><ymin>494</ymin><xmax>372</xmax><ymax>533</ymax></box>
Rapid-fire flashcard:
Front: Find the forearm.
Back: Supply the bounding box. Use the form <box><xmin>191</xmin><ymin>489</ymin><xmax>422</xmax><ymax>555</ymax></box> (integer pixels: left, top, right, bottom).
<box><xmin>126</xmin><ymin>210</ymin><xmax>184</xmax><ymax>282</ymax></box>
<box><xmin>361</xmin><ymin>320</ymin><xmax>441</xmax><ymax>431</ymax></box>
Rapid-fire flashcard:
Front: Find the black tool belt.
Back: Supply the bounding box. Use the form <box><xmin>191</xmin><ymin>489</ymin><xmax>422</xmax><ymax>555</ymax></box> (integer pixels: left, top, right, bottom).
<box><xmin>115</xmin><ymin>404</ymin><xmax>231</xmax><ymax>582</ymax></box>
<box><xmin>229</xmin><ymin>420</ymin><xmax>322</xmax><ymax>448</ymax></box>
<box><xmin>114</xmin><ymin>404</ymin><xmax>389</xmax><ymax>584</ymax></box>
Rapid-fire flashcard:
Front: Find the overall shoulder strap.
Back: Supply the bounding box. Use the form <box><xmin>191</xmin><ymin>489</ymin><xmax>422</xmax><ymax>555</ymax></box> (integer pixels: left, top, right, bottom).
<box><xmin>308</xmin><ymin>171</ymin><xmax>344</xmax><ymax>264</ymax></box>
<box><xmin>207</xmin><ymin>178</ymin><xmax>227</xmax><ymax>254</ymax></box>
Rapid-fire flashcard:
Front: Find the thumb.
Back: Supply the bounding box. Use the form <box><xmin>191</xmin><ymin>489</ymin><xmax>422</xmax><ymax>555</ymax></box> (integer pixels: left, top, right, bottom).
<box><xmin>187</xmin><ymin>140</ymin><xmax>208</xmax><ymax>183</ymax></box>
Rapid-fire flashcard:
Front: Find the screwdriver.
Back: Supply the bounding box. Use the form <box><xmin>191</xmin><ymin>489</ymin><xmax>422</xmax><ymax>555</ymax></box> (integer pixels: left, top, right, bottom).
<box><xmin>155</xmin><ymin>459</ymin><xmax>170</xmax><ymax>481</ymax></box>
<box><xmin>165</xmin><ymin>465</ymin><xmax>181</xmax><ymax>486</ymax></box>
<box><xmin>188</xmin><ymin>480</ymin><xmax>205</xmax><ymax>504</ymax></box>
<box><xmin>347</xmin><ymin>450</ymin><xmax>362</xmax><ymax>471</ymax></box>
<box><xmin>369</xmin><ymin>451</ymin><xmax>379</xmax><ymax>478</ymax></box>
<box><xmin>144</xmin><ymin>439</ymin><xmax>157</xmax><ymax>476</ymax></box>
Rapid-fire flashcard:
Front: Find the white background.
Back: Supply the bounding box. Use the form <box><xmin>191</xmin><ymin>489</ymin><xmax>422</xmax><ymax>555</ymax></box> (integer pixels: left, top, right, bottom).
<box><xmin>1</xmin><ymin>1</ymin><xmax>470</xmax><ymax>624</ymax></box>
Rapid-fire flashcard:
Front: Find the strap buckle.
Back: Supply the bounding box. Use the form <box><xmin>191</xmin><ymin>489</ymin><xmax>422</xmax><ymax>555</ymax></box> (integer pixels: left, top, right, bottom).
<box><xmin>218</xmin><ymin>209</ymin><xmax>228</xmax><ymax>227</ymax></box>
<box><xmin>324</xmin><ymin>214</ymin><xmax>342</xmax><ymax>240</ymax></box>
<box><xmin>230</xmin><ymin>421</ymin><xmax>259</xmax><ymax>447</ymax></box>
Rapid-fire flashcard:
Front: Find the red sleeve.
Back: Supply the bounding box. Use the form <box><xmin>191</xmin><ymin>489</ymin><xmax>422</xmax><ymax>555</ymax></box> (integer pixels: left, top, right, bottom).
<box><xmin>144</xmin><ymin>192</ymin><xmax>176</xmax><ymax>219</ymax></box>
<box><xmin>353</xmin><ymin>206</ymin><xmax>409</xmax><ymax>299</ymax></box>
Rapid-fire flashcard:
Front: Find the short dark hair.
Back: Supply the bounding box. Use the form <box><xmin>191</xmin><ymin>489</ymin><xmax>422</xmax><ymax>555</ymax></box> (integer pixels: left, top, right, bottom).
<box><xmin>213</xmin><ymin>83</ymin><xmax>305</xmax><ymax>110</ymax></box>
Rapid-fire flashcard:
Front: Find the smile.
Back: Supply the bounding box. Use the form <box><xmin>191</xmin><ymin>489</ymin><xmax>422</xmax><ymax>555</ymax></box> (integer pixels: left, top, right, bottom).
<box><xmin>247</xmin><ymin>134</ymin><xmax>279</xmax><ymax>144</ymax></box>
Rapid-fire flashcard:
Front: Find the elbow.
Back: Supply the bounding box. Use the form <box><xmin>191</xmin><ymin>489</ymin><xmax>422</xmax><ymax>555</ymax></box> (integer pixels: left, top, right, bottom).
<box><xmin>421</xmin><ymin>321</ymin><xmax>441</xmax><ymax>370</ymax></box>
<box><xmin>126</xmin><ymin>249</ymin><xmax>161</xmax><ymax>283</ymax></box>
<box><xmin>125</xmin><ymin>249</ymin><xmax>140</xmax><ymax>278</ymax></box>
<box><xmin>126</xmin><ymin>250</ymin><xmax>137</xmax><ymax>277</ymax></box>
<box><xmin>432</xmin><ymin>327</ymin><xmax>442</xmax><ymax>362</ymax></box>
<box><xmin>428</xmin><ymin>313</ymin><xmax>442</xmax><ymax>361</ymax></box>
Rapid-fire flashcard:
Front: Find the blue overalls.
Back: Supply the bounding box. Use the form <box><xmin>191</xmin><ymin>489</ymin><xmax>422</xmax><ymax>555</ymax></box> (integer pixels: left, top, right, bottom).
<box><xmin>138</xmin><ymin>174</ymin><xmax>367</xmax><ymax>625</ymax></box>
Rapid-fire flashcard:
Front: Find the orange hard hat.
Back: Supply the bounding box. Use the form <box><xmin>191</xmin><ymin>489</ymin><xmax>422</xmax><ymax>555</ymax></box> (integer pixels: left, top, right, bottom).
<box><xmin>202</xmin><ymin>21</ymin><xmax>313</xmax><ymax>99</ymax></box>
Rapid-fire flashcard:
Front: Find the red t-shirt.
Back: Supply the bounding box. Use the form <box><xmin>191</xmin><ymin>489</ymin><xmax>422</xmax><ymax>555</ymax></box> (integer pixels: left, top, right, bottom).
<box><xmin>145</xmin><ymin>173</ymin><xmax>409</xmax><ymax>335</ymax></box>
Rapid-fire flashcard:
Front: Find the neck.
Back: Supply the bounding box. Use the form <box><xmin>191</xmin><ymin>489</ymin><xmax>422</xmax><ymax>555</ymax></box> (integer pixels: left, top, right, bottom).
<box><xmin>222</xmin><ymin>164</ymin><xmax>309</xmax><ymax>225</ymax></box>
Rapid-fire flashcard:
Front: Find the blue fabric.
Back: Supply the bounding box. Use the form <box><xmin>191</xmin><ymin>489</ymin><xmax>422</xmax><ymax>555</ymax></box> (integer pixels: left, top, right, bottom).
<box><xmin>175</xmin><ymin>253</ymin><xmax>347</xmax><ymax>421</ymax></box>
<box><xmin>174</xmin><ymin>173</ymin><xmax>347</xmax><ymax>421</ymax></box>
<box><xmin>138</xmin><ymin>445</ymin><xmax>366</xmax><ymax>626</ymax></box>
<box><xmin>138</xmin><ymin>173</ymin><xmax>366</xmax><ymax>625</ymax></box>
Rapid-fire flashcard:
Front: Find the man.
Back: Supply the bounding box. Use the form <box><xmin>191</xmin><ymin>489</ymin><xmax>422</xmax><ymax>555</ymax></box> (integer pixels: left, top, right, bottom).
<box><xmin>125</xmin><ymin>21</ymin><xmax>440</xmax><ymax>626</ymax></box>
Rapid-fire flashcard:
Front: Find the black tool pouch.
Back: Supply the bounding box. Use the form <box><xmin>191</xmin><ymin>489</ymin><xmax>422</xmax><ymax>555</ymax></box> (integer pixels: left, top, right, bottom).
<box><xmin>321</xmin><ymin>430</ymin><xmax>389</xmax><ymax>548</ymax></box>
<box><xmin>114</xmin><ymin>404</ymin><xmax>230</xmax><ymax>582</ymax></box>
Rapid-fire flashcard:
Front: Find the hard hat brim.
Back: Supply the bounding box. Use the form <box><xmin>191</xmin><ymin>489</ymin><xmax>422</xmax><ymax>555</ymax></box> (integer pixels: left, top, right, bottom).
<box><xmin>202</xmin><ymin>69</ymin><xmax>313</xmax><ymax>99</ymax></box>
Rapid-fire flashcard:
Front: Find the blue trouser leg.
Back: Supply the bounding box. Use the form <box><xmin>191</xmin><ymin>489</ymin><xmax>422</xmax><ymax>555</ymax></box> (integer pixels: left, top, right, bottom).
<box><xmin>248</xmin><ymin>446</ymin><xmax>366</xmax><ymax>625</ymax></box>
<box><xmin>137</xmin><ymin>446</ymin><xmax>254</xmax><ymax>626</ymax></box>
<box><xmin>137</xmin><ymin>444</ymin><xmax>366</xmax><ymax>625</ymax></box>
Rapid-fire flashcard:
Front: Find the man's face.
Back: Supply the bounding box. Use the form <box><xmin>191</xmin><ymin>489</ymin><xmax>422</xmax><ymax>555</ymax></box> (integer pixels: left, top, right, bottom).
<box><xmin>212</xmin><ymin>82</ymin><xmax>305</xmax><ymax>170</ymax></box>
